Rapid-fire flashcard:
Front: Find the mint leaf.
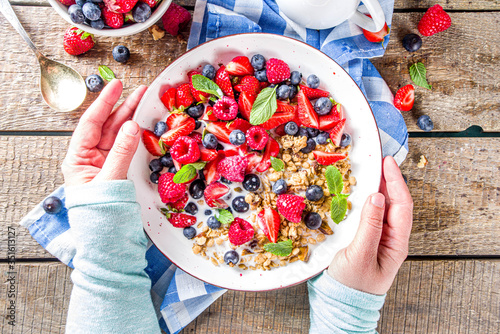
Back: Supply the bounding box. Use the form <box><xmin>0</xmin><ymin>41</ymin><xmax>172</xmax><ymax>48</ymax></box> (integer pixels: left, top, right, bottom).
<box><xmin>249</xmin><ymin>86</ymin><xmax>278</xmax><ymax>125</ymax></box>
<box><xmin>173</xmin><ymin>165</ymin><xmax>197</xmax><ymax>184</ymax></box>
<box><xmin>191</xmin><ymin>74</ymin><xmax>223</xmax><ymax>98</ymax></box>
<box><xmin>409</xmin><ymin>63</ymin><xmax>432</xmax><ymax>90</ymax></box>
<box><xmin>263</xmin><ymin>239</ymin><xmax>293</xmax><ymax>256</ymax></box>
<box><xmin>189</xmin><ymin>161</ymin><xmax>207</xmax><ymax>170</ymax></box>
<box><xmin>98</xmin><ymin>65</ymin><xmax>115</xmax><ymax>81</ymax></box>
<box><xmin>330</xmin><ymin>195</ymin><xmax>348</xmax><ymax>224</ymax></box>
<box><xmin>325</xmin><ymin>166</ymin><xmax>343</xmax><ymax>195</ymax></box>
<box><xmin>270</xmin><ymin>157</ymin><xmax>284</xmax><ymax>172</ymax></box>
<box><xmin>216</xmin><ymin>209</ymin><xmax>234</xmax><ymax>225</ymax></box>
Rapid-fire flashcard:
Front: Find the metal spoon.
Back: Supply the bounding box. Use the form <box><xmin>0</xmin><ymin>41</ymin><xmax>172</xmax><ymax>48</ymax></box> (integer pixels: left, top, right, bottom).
<box><xmin>0</xmin><ymin>0</ymin><xmax>86</xmax><ymax>112</ymax></box>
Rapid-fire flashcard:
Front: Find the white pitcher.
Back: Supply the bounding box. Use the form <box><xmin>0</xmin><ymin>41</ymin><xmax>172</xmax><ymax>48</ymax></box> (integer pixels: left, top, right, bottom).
<box><xmin>275</xmin><ymin>0</ymin><xmax>385</xmax><ymax>32</ymax></box>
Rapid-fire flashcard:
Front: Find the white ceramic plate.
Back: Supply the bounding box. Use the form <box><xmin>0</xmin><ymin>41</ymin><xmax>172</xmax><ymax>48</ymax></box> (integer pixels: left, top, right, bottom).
<box><xmin>129</xmin><ymin>33</ymin><xmax>382</xmax><ymax>291</ymax></box>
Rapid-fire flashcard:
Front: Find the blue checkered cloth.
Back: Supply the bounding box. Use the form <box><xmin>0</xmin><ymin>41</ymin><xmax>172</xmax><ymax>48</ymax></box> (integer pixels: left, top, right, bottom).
<box><xmin>19</xmin><ymin>1</ymin><xmax>408</xmax><ymax>333</ymax></box>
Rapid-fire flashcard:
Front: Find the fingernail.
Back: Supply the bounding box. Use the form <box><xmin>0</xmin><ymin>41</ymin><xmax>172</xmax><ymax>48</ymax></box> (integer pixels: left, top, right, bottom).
<box><xmin>123</xmin><ymin>121</ymin><xmax>139</xmax><ymax>135</ymax></box>
<box><xmin>371</xmin><ymin>193</ymin><xmax>385</xmax><ymax>208</ymax></box>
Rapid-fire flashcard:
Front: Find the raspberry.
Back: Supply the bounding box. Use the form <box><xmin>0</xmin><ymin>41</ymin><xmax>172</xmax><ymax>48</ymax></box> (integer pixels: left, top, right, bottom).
<box><xmin>418</xmin><ymin>4</ymin><xmax>451</xmax><ymax>36</ymax></box>
<box><xmin>245</xmin><ymin>126</ymin><xmax>269</xmax><ymax>150</ymax></box>
<box><xmin>189</xmin><ymin>132</ymin><xmax>203</xmax><ymax>144</ymax></box>
<box><xmin>167</xmin><ymin>212</ymin><xmax>197</xmax><ymax>228</ymax></box>
<box><xmin>213</xmin><ymin>96</ymin><xmax>238</xmax><ymax>121</ymax></box>
<box><xmin>216</xmin><ymin>156</ymin><xmax>248</xmax><ymax>182</ymax></box>
<box><xmin>228</xmin><ymin>218</ymin><xmax>255</xmax><ymax>246</ymax></box>
<box><xmin>161</xmin><ymin>2</ymin><xmax>192</xmax><ymax>36</ymax></box>
<box><xmin>158</xmin><ymin>173</ymin><xmax>186</xmax><ymax>204</ymax></box>
<box><xmin>170</xmin><ymin>136</ymin><xmax>200</xmax><ymax>164</ymax></box>
<box><xmin>266</xmin><ymin>58</ymin><xmax>291</xmax><ymax>84</ymax></box>
<box><xmin>276</xmin><ymin>194</ymin><xmax>305</xmax><ymax>223</ymax></box>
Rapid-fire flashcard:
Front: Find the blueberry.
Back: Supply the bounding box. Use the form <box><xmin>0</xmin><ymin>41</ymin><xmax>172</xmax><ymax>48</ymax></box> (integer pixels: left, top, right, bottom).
<box><xmin>307</xmin><ymin>74</ymin><xmax>320</xmax><ymax>89</ymax></box>
<box><xmin>232</xmin><ymin>196</ymin><xmax>249</xmax><ymax>213</ymax></box>
<box><xmin>226</xmin><ymin>207</ymin><xmax>233</xmax><ymax>214</ymax></box>
<box><xmin>277</xmin><ymin>84</ymin><xmax>291</xmax><ymax>100</ymax></box>
<box><xmin>204</xmin><ymin>209</ymin><xmax>212</xmax><ymax>216</ymax></box>
<box><xmin>202</xmin><ymin>64</ymin><xmax>216</xmax><ymax>80</ymax></box>
<box><xmin>314</xmin><ymin>97</ymin><xmax>332</xmax><ymax>115</ymax></box>
<box><xmin>112</xmin><ymin>45</ymin><xmax>130</xmax><ymax>63</ymax></box>
<box><xmin>300</xmin><ymin>138</ymin><xmax>316</xmax><ymax>154</ymax></box>
<box><xmin>402</xmin><ymin>33</ymin><xmax>422</xmax><ymax>52</ymax></box>
<box><xmin>229</xmin><ymin>130</ymin><xmax>246</xmax><ymax>146</ymax></box>
<box><xmin>216</xmin><ymin>143</ymin><xmax>224</xmax><ymax>151</ymax></box>
<box><xmin>132</xmin><ymin>2</ymin><xmax>151</xmax><ymax>22</ymax></box>
<box><xmin>208</xmin><ymin>99</ymin><xmax>216</xmax><ymax>107</ymax></box>
<box><xmin>203</xmin><ymin>133</ymin><xmax>218</xmax><ymax>149</ymax></box>
<box><xmin>90</xmin><ymin>0</ymin><xmax>102</xmax><ymax>2</ymax></box>
<box><xmin>184</xmin><ymin>202</ymin><xmax>198</xmax><ymax>215</ymax></box>
<box><xmin>304</xmin><ymin>212</ymin><xmax>322</xmax><ymax>230</ymax></box>
<box><xmin>43</xmin><ymin>196</ymin><xmax>63</xmax><ymax>214</ymax></box>
<box><xmin>402</xmin><ymin>174</ymin><xmax>408</xmax><ymax>184</ymax></box>
<box><xmin>340</xmin><ymin>133</ymin><xmax>351</xmax><ymax>147</ymax></box>
<box><xmin>289</xmin><ymin>85</ymin><xmax>298</xmax><ymax>99</ymax></box>
<box><xmin>150</xmin><ymin>172</ymin><xmax>160</xmax><ymax>184</ymax></box>
<box><xmin>160</xmin><ymin>153</ymin><xmax>174</xmax><ymax>167</ymax></box>
<box><xmin>272</xmin><ymin>179</ymin><xmax>287</xmax><ymax>195</ymax></box>
<box><xmin>284</xmin><ymin>121</ymin><xmax>299</xmax><ymax>136</ymax></box>
<box><xmin>220</xmin><ymin>176</ymin><xmax>232</xmax><ymax>185</ymax></box>
<box><xmin>189</xmin><ymin>179</ymin><xmax>206</xmax><ymax>199</ymax></box>
<box><xmin>149</xmin><ymin>159</ymin><xmax>163</xmax><ymax>172</ymax></box>
<box><xmin>90</xmin><ymin>18</ymin><xmax>104</xmax><ymax>30</ymax></box>
<box><xmin>75</xmin><ymin>0</ymin><xmax>86</xmax><ymax>6</ymax></box>
<box><xmin>194</xmin><ymin>120</ymin><xmax>202</xmax><ymax>130</ymax></box>
<box><xmin>82</xmin><ymin>2</ymin><xmax>100</xmax><ymax>21</ymax></box>
<box><xmin>290</xmin><ymin>71</ymin><xmax>302</xmax><ymax>85</ymax></box>
<box><xmin>316</xmin><ymin>132</ymin><xmax>329</xmax><ymax>145</ymax></box>
<box><xmin>198</xmin><ymin>169</ymin><xmax>206</xmax><ymax>181</ymax></box>
<box><xmin>168</xmin><ymin>166</ymin><xmax>177</xmax><ymax>173</ymax></box>
<box><xmin>68</xmin><ymin>5</ymin><xmax>85</xmax><ymax>24</ymax></box>
<box><xmin>183</xmin><ymin>226</ymin><xmax>196</xmax><ymax>239</ymax></box>
<box><xmin>417</xmin><ymin>115</ymin><xmax>434</xmax><ymax>132</ymax></box>
<box><xmin>154</xmin><ymin>121</ymin><xmax>167</xmax><ymax>137</ymax></box>
<box><xmin>187</xmin><ymin>104</ymin><xmax>204</xmax><ymax>119</ymax></box>
<box><xmin>306</xmin><ymin>185</ymin><xmax>323</xmax><ymax>201</ymax></box>
<box><xmin>224</xmin><ymin>250</ymin><xmax>239</xmax><ymax>265</ymax></box>
<box><xmin>85</xmin><ymin>75</ymin><xmax>104</xmax><ymax>93</ymax></box>
<box><xmin>242</xmin><ymin>174</ymin><xmax>260</xmax><ymax>192</ymax></box>
<box><xmin>251</xmin><ymin>54</ymin><xmax>266</xmax><ymax>70</ymax></box>
<box><xmin>207</xmin><ymin>215</ymin><xmax>221</xmax><ymax>229</ymax></box>
<box><xmin>307</xmin><ymin>127</ymin><xmax>320</xmax><ymax>138</ymax></box>
<box><xmin>297</xmin><ymin>127</ymin><xmax>309</xmax><ymax>138</ymax></box>
<box><xmin>255</xmin><ymin>69</ymin><xmax>268</xmax><ymax>82</ymax></box>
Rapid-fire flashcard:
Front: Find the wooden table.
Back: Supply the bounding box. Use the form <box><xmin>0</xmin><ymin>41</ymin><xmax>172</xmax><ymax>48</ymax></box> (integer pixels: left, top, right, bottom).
<box><xmin>1</xmin><ymin>0</ymin><xmax>498</xmax><ymax>332</ymax></box>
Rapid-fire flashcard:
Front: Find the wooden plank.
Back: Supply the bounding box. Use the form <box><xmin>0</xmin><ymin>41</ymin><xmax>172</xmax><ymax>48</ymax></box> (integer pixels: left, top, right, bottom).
<box><xmin>1</xmin><ymin>136</ymin><xmax>499</xmax><ymax>259</ymax></box>
<box><xmin>0</xmin><ymin>9</ymin><xmax>499</xmax><ymax>131</ymax></box>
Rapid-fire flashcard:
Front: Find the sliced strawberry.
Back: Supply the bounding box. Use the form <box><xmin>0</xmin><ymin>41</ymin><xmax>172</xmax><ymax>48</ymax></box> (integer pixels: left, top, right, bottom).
<box><xmin>201</xmin><ymin>106</ymin><xmax>218</xmax><ymax>122</ymax></box>
<box><xmin>318</xmin><ymin>105</ymin><xmax>343</xmax><ymax>131</ymax></box>
<box><xmin>260</xmin><ymin>102</ymin><xmax>296</xmax><ymax>130</ymax></box>
<box><xmin>275</xmin><ymin>123</ymin><xmax>286</xmax><ymax>136</ymax></box>
<box><xmin>172</xmin><ymin>158</ymin><xmax>183</xmax><ymax>173</ymax></box>
<box><xmin>277</xmin><ymin>100</ymin><xmax>297</xmax><ymax>113</ymax></box>
<box><xmin>257</xmin><ymin>208</ymin><xmax>281</xmax><ymax>243</ymax></box>
<box><xmin>299</xmin><ymin>85</ymin><xmax>329</xmax><ymax>99</ymax></box>
<box><xmin>238</xmin><ymin>91</ymin><xmax>256</xmax><ymax>121</ymax></box>
<box><xmin>200</xmin><ymin>147</ymin><xmax>218</xmax><ymax>162</ymax></box>
<box><xmin>206</xmin><ymin>198</ymin><xmax>229</xmax><ymax>209</ymax></box>
<box><xmin>204</xmin><ymin>151</ymin><xmax>225</xmax><ymax>184</ymax></box>
<box><xmin>297</xmin><ymin>90</ymin><xmax>320</xmax><ymax>129</ymax></box>
<box><xmin>230</xmin><ymin>118</ymin><xmax>252</xmax><ymax>133</ymax></box>
<box><xmin>204</xmin><ymin>181</ymin><xmax>229</xmax><ymax>201</ymax></box>
<box><xmin>234</xmin><ymin>76</ymin><xmax>260</xmax><ymax>96</ymax></box>
<box><xmin>215</xmin><ymin>65</ymin><xmax>234</xmax><ymax>98</ymax></box>
<box><xmin>170</xmin><ymin>193</ymin><xmax>188</xmax><ymax>211</ymax></box>
<box><xmin>167</xmin><ymin>113</ymin><xmax>190</xmax><ymax>129</ymax></box>
<box><xmin>167</xmin><ymin>212</ymin><xmax>197</xmax><ymax>228</ymax></box>
<box><xmin>256</xmin><ymin>137</ymin><xmax>279</xmax><ymax>172</ymax></box>
<box><xmin>313</xmin><ymin>151</ymin><xmax>347</xmax><ymax>165</ymax></box>
<box><xmin>161</xmin><ymin>117</ymin><xmax>196</xmax><ymax>146</ymax></box>
<box><xmin>362</xmin><ymin>15</ymin><xmax>390</xmax><ymax>43</ymax></box>
<box><xmin>206</xmin><ymin>119</ymin><xmax>251</xmax><ymax>144</ymax></box>
<box><xmin>329</xmin><ymin>119</ymin><xmax>346</xmax><ymax>146</ymax></box>
<box><xmin>245</xmin><ymin>153</ymin><xmax>262</xmax><ymax>174</ymax></box>
<box><xmin>226</xmin><ymin>56</ymin><xmax>254</xmax><ymax>76</ymax></box>
<box><xmin>224</xmin><ymin>143</ymin><xmax>247</xmax><ymax>157</ymax></box>
<box><xmin>393</xmin><ymin>84</ymin><xmax>415</xmax><ymax>111</ymax></box>
<box><xmin>176</xmin><ymin>83</ymin><xmax>195</xmax><ymax>108</ymax></box>
<box><xmin>160</xmin><ymin>87</ymin><xmax>176</xmax><ymax>111</ymax></box>
<box><xmin>188</xmin><ymin>70</ymin><xmax>210</xmax><ymax>102</ymax></box>
<box><xmin>142</xmin><ymin>130</ymin><xmax>163</xmax><ymax>156</ymax></box>
<box><xmin>260</xmin><ymin>81</ymin><xmax>270</xmax><ymax>90</ymax></box>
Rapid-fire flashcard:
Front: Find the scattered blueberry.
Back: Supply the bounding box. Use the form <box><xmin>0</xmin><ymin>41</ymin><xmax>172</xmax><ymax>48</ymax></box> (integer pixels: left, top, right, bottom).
<box><xmin>184</xmin><ymin>202</ymin><xmax>198</xmax><ymax>215</ymax></box>
<box><xmin>300</xmin><ymin>138</ymin><xmax>316</xmax><ymax>153</ymax></box>
<box><xmin>160</xmin><ymin>153</ymin><xmax>174</xmax><ymax>167</ymax></box>
<box><xmin>306</xmin><ymin>185</ymin><xmax>324</xmax><ymax>201</ymax></box>
<box><xmin>340</xmin><ymin>133</ymin><xmax>351</xmax><ymax>147</ymax></box>
<box><xmin>207</xmin><ymin>215</ymin><xmax>221</xmax><ymax>229</ymax></box>
<box><xmin>85</xmin><ymin>74</ymin><xmax>104</xmax><ymax>93</ymax></box>
<box><xmin>251</xmin><ymin>54</ymin><xmax>266</xmax><ymax>70</ymax></box>
<box><xmin>133</xmin><ymin>2</ymin><xmax>151</xmax><ymax>22</ymax></box>
<box><xmin>242</xmin><ymin>174</ymin><xmax>260</xmax><ymax>192</ymax></box>
<box><xmin>204</xmin><ymin>209</ymin><xmax>212</xmax><ymax>216</ymax></box>
<box><xmin>90</xmin><ymin>18</ymin><xmax>104</xmax><ymax>30</ymax></box>
<box><xmin>316</xmin><ymin>132</ymin><xmax>329</xmax><ymax>145</ymax></box>
<box><xmin>203</xmin><ymin>133</ymin><xmax>218</xmax><ymax>149</ymax></box>
<box><xmin>43</xmin><ymin>196</ymin><xmax>63</xmax><ymax>214</ymax></box>
<box><xmin>289</xmin><ymin>85</ymin><xmax>298</xmax><ymax>99</ymax></box>
<box><xmin>68</xmin><ymin>5</ymin><xmax>85</xmax><ymax>24</ymax></box>
<box><xmin>314</xmin><ymin>97</ymin><xmax>332</xmax><ymax>115</ymax></box>
<box><xmin>284</xmin><ymin>121</ymin><xmax>299</xmax><ymax>136</ymax></box>
<box><xmin>307</xmin><ymin>74</ymin><xmax>320</xmax><ymax>89</ymax></box>
<box><xmin>202</xmin><ymin>64</ymin><xmax>215</xmax><ymax>80</ymax></box>
<box><xmin>112</xmin><ymin>45</ymin><xmax>130</xmax><ymax>63</ymax></box>
<box><xmin>149</xmin><ymin>159</ymin><xmax>163</xmax><ymax>172</ymax></box>
<box><xmin>189</xmin><ymin>179</ymin><xmax>206</xmax><ymax>199</ymax></box>
<box><xmin>255</xmin><ymin>69</ymin><xmax>268</xmax><ymax>82</ymax></box>
<box><xmin>168</xmin><ymin>166</ymin><xmax>177</xmax><ymax>173</ymax></box>
<box><xmin>183</xmin><ymin>226</ymin><xmax>196</xmax><ymax>239</ymax></box>
<box><xmin>194</xmin><ymin>120</ymin><xmax>202</xmax><ymax>130</ymax></box>
<box><xmin>82</xmin><ymin>2</ymin><xmax>100</xmax><ymax>21</ymax></box>
<box><xmin>232</xmin><ymin>196</ymin><xmax>249</xmax><ymax>213</ymax></box>
<box><xmin>297</xmin><ymin>127</ymin><xmax>309</xmax><ymax>138</ymax></box>
<box><xmin>272</xmin><ymin>179</ymin><xmax>287</xmax><ymax>195</ymax></box>
<box><xmin>276</xmin><ymin>84</ymin><xmax>291</xmax><ymax>100</ymax></box>
<box><xmin>290</xmin><ymin>71</ymin><xmax>302</xmax><ymax>85</ymax></box>
<box><xmin>224</xmin><ymin>250</ymin><xmax>239</xmax><ymax>265</ymax></box>
<box><xmin>220</xmin><ymin>176</ymin><xmax>232</xmax><ymax>185</ymax></box>
<box><xmin>417</xmin><ymin>115</ymin><xmax>434</xmax><ymax>131</ymax></box>
<box><xmin>150</xmin><ymin>172</ymin><xmax>160</xmax><ymax>184</ymax></box>
<box><xmin>402</xmin><ymin>33</ymin><xmax>422</xmax><ymax>52</ymax></box>
<box><xmin>304</xmin><ymin>212</ymin><xmax>322</xmax><ymax>230</ymax></box>
<box><xmin>154</xmin><ymin>121</ymin><xmax>167</xmax><ymax>137</ymax></box>
<box><xmin>307</xmin><ymin>127</ymin><xmax>320</xmax><ymax>138</ymax></box>
<box><xmin>187</xmin><ymin>103</ymin><xmax>204</xmax><ymax>119</ymax></box>
<box><xmin>229</xmin><ymin>130</ymin><xmax>246</xmax><ymax>146</ymax></box>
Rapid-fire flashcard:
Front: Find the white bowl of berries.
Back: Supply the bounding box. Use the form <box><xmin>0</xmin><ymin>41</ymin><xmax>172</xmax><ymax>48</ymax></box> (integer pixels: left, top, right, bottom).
<box><xmin>48</xmin><ymin>0</ymin><xmax>172</xmax><ymax>36</ymax></box>
<box><xmin>128</xmin><ymin>33</ymin><xmax>382</xmax><ymax>291</ymax></box>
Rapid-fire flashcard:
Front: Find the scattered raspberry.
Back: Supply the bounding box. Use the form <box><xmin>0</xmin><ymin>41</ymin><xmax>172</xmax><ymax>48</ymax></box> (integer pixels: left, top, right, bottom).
<box><xmin>161</xmin><ymin>2</ymin><xmax>192</xmax><ymax>36</ymax></box>
<box><xmin>167</xmin><ymin>212</ymin><xmax>197</xmax><ymax>228</ymax></box>
<box><xmin>102</xmin><ymin>7</ymin><xmax>124</xmax><ymax>29</ymax></box>
<box><xmin>228</xmin><ymin>218</ymin><xmax>255</xmax><ymax>246</ymax></box>
<box><xmin>63</xmin><ymin>27</ymin><xmax>95</xmax><ymax>56</ymax></box>
<box><xmin>266</xmin><ymin>58</ymin><xmax>291</xmax><ymax>84</ymax></box>
<box><xmin>418</xmin><ymin>4</ymin><xmax>451</xmax><ymax>36</ymax></box>
<box><xmin>213</xmin><ymin>96</ymin><xmax>238</xmax><ymax>121</ymax></box>
<box><xmin>234</xmin><ymin>76</ymin><xmax>261</xmax><ymax>96</ymax></box>
<box><xmin>276</xmin><ymin>194</ymin><xmax>305</xmax><ymax>223</ymax></box>
<box><xmin>170</xmin><ymin>136</ymin><xmax>200</xmax><ymax>164</ymax></box>
<box><xmin>246</xmin><ymin>126</ymin><xmax>269</xmax><ymax>150</ymax></box>
<box><xmin>170</xmin><ymin>193</ymin><xmax>188</xmax><ymax>211</ymax></box>
<box><xmin>217</xmin><ymin>155</ymin><xmax>248</xmax><ymax>182</ymax></box>
<box><xmin>158</xmin><ymin>173</ymin><xmax>186</xmax><ymax>204</ymax></box>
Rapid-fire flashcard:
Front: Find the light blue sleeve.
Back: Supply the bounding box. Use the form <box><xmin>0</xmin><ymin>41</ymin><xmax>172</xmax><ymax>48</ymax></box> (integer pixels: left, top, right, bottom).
<box><xmin>308</xmin><ymin>270</ymin><xmax>386</xmax><ymax>334</ymax></box>
<box><xmin>65</xmin><ymin>180</ymin><xmax>161</xmax><ymax>334</ymax></box>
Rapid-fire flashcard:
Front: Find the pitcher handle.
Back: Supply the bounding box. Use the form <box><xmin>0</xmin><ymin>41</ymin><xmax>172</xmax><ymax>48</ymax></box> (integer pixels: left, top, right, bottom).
<box><xmin>350</xmin><ymin>0</ymin><xmax>385</xmax><ymax>32</ymax></box>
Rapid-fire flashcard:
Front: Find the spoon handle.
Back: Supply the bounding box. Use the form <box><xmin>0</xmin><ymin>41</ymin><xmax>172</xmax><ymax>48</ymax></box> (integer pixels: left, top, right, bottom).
<box><xmin>0</xmin><ymin>0</ymin><xmax>41</xmax><ymax>57</ymax></box>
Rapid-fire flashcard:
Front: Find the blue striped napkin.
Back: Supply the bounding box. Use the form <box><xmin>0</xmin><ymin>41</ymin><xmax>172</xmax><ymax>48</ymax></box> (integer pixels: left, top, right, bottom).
<box><xmin>20</xmin><ymin>1</ymin><xmax>407</xmax><ymax>333</ymax></box>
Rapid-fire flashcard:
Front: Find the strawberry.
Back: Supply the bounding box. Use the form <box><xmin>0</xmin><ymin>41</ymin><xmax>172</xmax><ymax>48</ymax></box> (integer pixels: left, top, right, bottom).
<box><xmin>260</xmin><ymin>102</ymin><xmax>296</xmax><ymax>130</ymax></box>
<box><xmin>102</xmin><ymin>7</ymin><xmax>124</xmax><ymax>29</ymax></box>
<box><xmin>200</xmin><ymin>147</ymin><xmax>218</xmax><ymax>162</ymax></box>
<box><xmin>170</xmin><ymin>193</ymin><xmax>188</xmax><ymax>211</ymax></box>
<box><xmin>204</xmin><ymin>181</ymin><xmax>229</xmax><ymax>201</ymax></box>
<box><xmin>329</xmin><ymin>119</ymin><xmax>346</xmax><ymax>146</ymax></box>
<box><xmin>217</xmin><ymin>155</ymin><xmax>248</xmax><ymax>182</ymax></box>
<box><xmin>205</xmin><ymin>119</ymin><xmax>251</xmax><ymax>144</ymax></box>
<box><xmin>140</xmin><ymin>0</ymin><xmax>158</xmax><ymax>7</ymax></box>
<box><xmin>188</xmin><ymin>132</ymin><xmax>202</xmax><ymax>144</ymax></box>
<box><xmin>318</xmin><ymin>108</ymin><xmax>342</xmax><ymax>131</ymax></box>
<box><xmin>158</xmin><ymin>173</ymin><xmax>186</xmax><ymax>203</ymax></box>
<box><xmin>362</xmin><ymin>15</ymin><xmax>390</xmax><ymax>43</ymax></box>
<box><xmin>245</xmin><ymin>153</ymin><xmax>262</xmax><ymax>174</ymax></box>
<box><xmin>226</xmin><ymin>56</ymin><xmax>254</xmax><ymax>76</ymax></box>
<box><xmin>161</xmin><ymin>2</ymin><xmax>192</xmax><ymax>36</ymax></box>
<box><xmin>170</xmin><ymin>136</ymin><xmax>200</xmax><ymax>164</ymax></box>
<box><xmin>176</xmin><ymin>83</ymin><xmax>195</xmax><ymax>108</ymax></box>
<box><xmin>206</xmin><ymin>198</ymin><xmax>228</xmax><ymax>209</ymax></box>
<box><xmin>393</xmin><ymin>84</ymin><xmax>415</xmax><ymax>111</ymax></box>
<box><xmin>160</xmin><ymin>87</ymin><xmax>176</xmax><ymax>111</ymax></box>
<box><xmin>104</xmin><ymin>0</ymin><xmax>138</xmax><ymax>13</ymax></box>
<box><xmin>418</xmin><ymin>4</ymin><xmax>451</xmax><ymax>36</ymax></box>
<box><xmin>201</xmin><ymin>106</ymin><xmax>218</xmax><ymax>122</ymax></box>
<box><xmin>142</xmin><ymin>130</ymin><xmax>163</xmax><ymax>156</ymax></box>
<box><xmin>63</xmin><ymin>27</ymin><xmax>95</xmax><ymax>56</ymax></box>
<box><xmin>257</xmin><ymin>208</ymin><xmax>281</xmax><ymax>243</ymax></box>
<box><xmin>234</xmin><ymin>76</ymin><xmax>260</xmax><ymax>96</ymax></box>
<box><xmin>313</xmin><ymin>151</ymin><xmax>347</xmax><ymax>165</ymax></box>
<box><xmin>57</xmin><ymin>0</ymin><xmax>75</xmax><ymax>5</ymax></box>
<box><xmin>167</xmin><ymin>212</ymin><xmax>197</xmax><ymax>228</ymax></box>
<box><xmin>204</xmin><ymin>151</ymin><xmax>225</xmax><ymax>184</ymax></box>
<box><xmin>266</xmin><ymin>58</ymin><xmax>291</xmax><ymax>84</ymax></box>
<box><xmin>215</xmin><ymin>66</ymin><xmax>234</xmax><ymax>98</ymax></box>
<box><xmin>224</xmin><ymin>143</ymin><xmax>247</xmax><ymax>157</ymax></box>
<box><xmin>256</xmin><ymin>137</ymin><xmax>279</xmax><ymax>173</ymax></box>
<box><xmin>299</xmin><ymin>85</ymin><xmax>329</xmax><ymax>100</ymax></box>
<box><xmin>276</xmin><ymin>194</ymin><xmax>305</xmax><ymax>224</ymax></box>
<box><xmin>161</xmin><ymin>115</ymin><xmax>195</xmax><ymax>146</ymax></box>
<box><xmin>166</xmin><ymin>113</ymin><xmax>190</xmax><ymax>129</ymax></box>
<box><xmin>188</xmin><ymin>70</ymin><xmax>210</xmax><ymax>102</ymax></box>
<box><xmin>238</xmin><ymin>91</ymin><xmax>256</xmax><ymax>121</ymax></box>
<box><xmin>297</xmin><ymin>90</ymin><xmax>320</xmax><ymax>129</ymax></box>
<box><xmin>228</xmin><ymin>218</ymin><xmax>255</xmax><ymax>246</ymax></box>
<box><xmin>275</xmin><ymin>123</ymin><xmax>286</xmax><ymax>136</ymax></box>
